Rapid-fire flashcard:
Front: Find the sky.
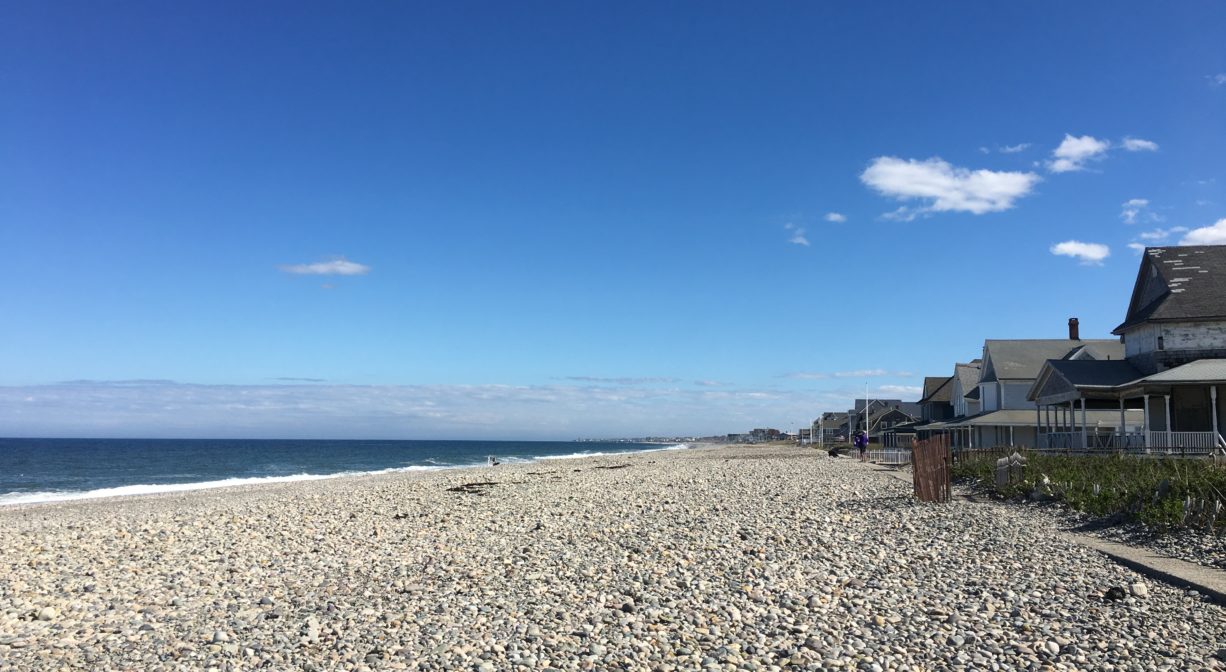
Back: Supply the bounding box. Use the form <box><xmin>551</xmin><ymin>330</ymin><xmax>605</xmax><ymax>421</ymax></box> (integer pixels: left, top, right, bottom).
<box><xmin>2</xmin><ymin>1</ymin><xmax>1225</xmax><ymax>439</ymax></box>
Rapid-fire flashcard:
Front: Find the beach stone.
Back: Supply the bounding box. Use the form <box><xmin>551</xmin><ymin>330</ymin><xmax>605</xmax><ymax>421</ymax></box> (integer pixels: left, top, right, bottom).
<box><xmin>0</xmin><ymin>443</ymin><xmax>1224</xmax><ymax>671</ymax></box>
<box><xmin>1130</xmin><ymin>583</ymin><xmax>1148</xmax><ymax>598</ymax></box>
<box><xmin>36</xmin><ymin>608</ymin><xmax>56</xmax><ymax>621</ymax></box>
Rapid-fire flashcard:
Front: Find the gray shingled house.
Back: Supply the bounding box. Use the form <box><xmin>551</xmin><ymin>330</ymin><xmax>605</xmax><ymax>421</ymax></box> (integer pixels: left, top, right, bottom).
<box><xmin>1028</xmin><ymin>246</ymin><xmax>1226</xmax><ymax>453</ymax></box>
<box><xmin>814</xmin><ymin>411</ymin><xmax>848</xmax><ymax>445</ymax></box>
<box><xmin>923</xmin><ymin>323</ymin><xmax>1133</xmax><ymax>449</ymax></box>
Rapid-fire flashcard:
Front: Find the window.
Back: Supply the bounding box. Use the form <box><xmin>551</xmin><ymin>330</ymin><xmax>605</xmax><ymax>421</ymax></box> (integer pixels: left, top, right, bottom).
<box><xmin>1157</xmin><ymin>335</ymin><xmax>1164</xmax><ymax>351</ymax></box>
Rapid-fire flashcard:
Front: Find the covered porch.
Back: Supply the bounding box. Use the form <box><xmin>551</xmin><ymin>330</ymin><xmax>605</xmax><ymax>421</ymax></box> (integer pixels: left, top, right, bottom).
<box><xmin>1030</xmin><ymin>359</ymin><xmax>1226</xmax><ymax>455</ymax></box>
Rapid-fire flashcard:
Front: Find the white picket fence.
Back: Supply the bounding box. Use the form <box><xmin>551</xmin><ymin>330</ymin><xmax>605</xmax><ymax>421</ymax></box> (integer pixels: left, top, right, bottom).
<box><xmin>869</xmin><ymin>449</ymin><xmax>911</xmax><ymax>466</ymax></box>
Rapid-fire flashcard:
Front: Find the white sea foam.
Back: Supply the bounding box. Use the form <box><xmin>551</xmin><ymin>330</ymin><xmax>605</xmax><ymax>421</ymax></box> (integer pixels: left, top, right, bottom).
<box><xmin>0</xmin><ymin>443</ymin><xmax>688</xmax><ymax>506</ymax></box>
<box><xmin>0</xmin><ymin>465</ymin><xmax>450</xmax><ymax>506</ymax></box>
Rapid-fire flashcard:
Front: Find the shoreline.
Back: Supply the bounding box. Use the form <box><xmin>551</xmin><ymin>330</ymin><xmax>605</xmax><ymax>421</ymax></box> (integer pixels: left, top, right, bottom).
<box><xmin>2</xmin><ymin>443</ymin><xmax>1220</xmax><ymax>671</ymax></box>
<box><xmin>0</xmin><ymin>441</ymin><xmax>706</xmax><ymax>511</ymax></box>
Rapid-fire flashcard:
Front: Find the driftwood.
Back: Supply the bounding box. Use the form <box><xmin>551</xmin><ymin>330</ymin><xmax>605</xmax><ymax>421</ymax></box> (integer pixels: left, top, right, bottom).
<box><xmin>446</xmin><ymin>482</ymin><xmax>498</xmax><ymax>495</ymax></box>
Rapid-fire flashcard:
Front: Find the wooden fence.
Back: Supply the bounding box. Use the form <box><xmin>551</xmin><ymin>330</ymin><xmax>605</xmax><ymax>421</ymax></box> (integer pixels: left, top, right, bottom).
<box><xmin>912</xmin><ymin>433</ymin><xmax>951</xmax><ymax>503</ymax></box>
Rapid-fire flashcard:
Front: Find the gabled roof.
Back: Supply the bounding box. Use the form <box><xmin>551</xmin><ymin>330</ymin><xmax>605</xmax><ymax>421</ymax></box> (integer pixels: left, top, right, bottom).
<box><xmin>981</xmin><ymin>339</ymin><xmax>1122</xmax><ymax>382</ymax></box>
<box><xmin>1044</xmin><ymin>359</ymin><xmax>1145</xmax><ymax>388</ymax></box>
<box><xmin>920</xmin><ymin>376</ymin><xmax>954</xmax><ymax>404</ymax></box>
<box><xmin>953</xmin><ymin>360</ymin><xmax>982</xmax><ymax>397</ymax></box>
<box><xmin>1114</xmin><ymin>245</ymin><xmax>1226</xmax><ymax>334</ymax></box>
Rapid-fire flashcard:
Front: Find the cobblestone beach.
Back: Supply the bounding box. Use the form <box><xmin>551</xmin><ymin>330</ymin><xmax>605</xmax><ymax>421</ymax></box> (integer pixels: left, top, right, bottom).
<box><xmin>1</xmin><ymin>444</ymin><xmax>1223</xmax><ymax>671</ymax></box>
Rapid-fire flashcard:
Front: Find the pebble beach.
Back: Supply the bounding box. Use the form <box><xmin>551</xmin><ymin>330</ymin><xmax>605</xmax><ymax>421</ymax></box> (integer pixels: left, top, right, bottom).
<box><xmin>1</xmin><ymin>444</ymin><xmax>1223</xmax><ymax>671</ymax></box>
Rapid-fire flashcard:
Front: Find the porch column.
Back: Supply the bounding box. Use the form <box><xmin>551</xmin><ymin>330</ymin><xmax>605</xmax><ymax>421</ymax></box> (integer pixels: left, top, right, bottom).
<box><xmin>1119</xmin><ymin>397</ymin><xmax>1126</xmax><ymax>449</ymax></box>
<box><xmin>1035</xmin><ymin>405</ymin><xmax>1041</xmax><ymax>449</ymax></box>
<box><xmin>1009</xmin><ymin>425</ymin><xmax>1015</xmax><ymax>447</ymax></box>
<box><xmin>1143</xmin><ymin>395</ymin><xmax>1150</xmax><ymax>448</ymax></box>
<box><xmin>1213</xmin><ymin>386</ymin><xmax>1220</xmax><ymax>442</ymax></box>
<box><xmin>1165</xmin><ymin>394</ymin><xmax>1172</xmax><ymax>433</ymax></box>
<box><xmin>1080</xmin><ymin>399</ymin><xmax>1088</xmax><ymax>450</ymax></box>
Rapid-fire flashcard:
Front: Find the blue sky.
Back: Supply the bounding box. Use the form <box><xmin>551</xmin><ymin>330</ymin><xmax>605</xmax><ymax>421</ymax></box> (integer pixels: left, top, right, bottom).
<box><xmin>2</xmin><ymin>1</ymin><xmax>1224</xmax><ymax>439</ymax></box>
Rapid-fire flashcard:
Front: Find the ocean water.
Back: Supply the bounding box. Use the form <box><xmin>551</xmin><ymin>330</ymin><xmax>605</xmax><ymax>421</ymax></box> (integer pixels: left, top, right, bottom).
<box><xmin>0</xmin><ymin>438</ymin><xmax>685</xmax><ymax>506</ymax></box>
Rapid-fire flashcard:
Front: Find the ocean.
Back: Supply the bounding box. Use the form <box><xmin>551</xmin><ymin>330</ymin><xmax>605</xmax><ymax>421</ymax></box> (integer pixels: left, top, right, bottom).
<box><xmin>0</xmin><ymin>438</ymin><xmax>686</xmax><ymax>506</ymax></box>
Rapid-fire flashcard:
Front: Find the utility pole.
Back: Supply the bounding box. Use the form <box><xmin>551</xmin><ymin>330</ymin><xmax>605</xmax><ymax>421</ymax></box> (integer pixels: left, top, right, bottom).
<box><xmin>864</xmin><ymin>381</ymin><xmax>870</xmax><ymax>440</ymax></box>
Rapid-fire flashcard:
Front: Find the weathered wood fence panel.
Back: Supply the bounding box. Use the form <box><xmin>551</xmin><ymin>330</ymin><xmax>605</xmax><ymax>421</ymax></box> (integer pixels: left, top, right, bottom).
<box><xmin>912</xmin><ymin>434</ymin><xmax>951</xmax><ymax>503</ymax></box>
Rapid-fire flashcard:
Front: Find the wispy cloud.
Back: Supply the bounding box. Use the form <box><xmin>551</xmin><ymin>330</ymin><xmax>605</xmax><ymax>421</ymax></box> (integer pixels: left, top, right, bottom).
<box><xmin>274</xmin><ymin>377</ymin><xmax>328</xmax><ymax>383</ymax></box>
<box><xmin>1000</xmin><ymin>143</ymin><xmax>1031</xmax><ymax>154</ymax></box>
<box><xmin>1121</xmin><ymin>137</ymin><xmax>1158</xmax><ymax>152</ymax></box>
<box><xmin>783</xmin><ymin>222</ymin><xmax>809</xmax><ymax>246</ymax></box>
<box><xmin>562</xmin><ymin>376</ymin><xmax>680</xmax><ymax>385</ymax></box>
<box><xmin>1050</xmin><ymin>240</ymin><xmax>1110</xmax><ymax>265</ymax></box>
<box><xmin>0</xmin><ymin>381</ymin><xmax>829</xmax><ymax>440</ymax></box>
<box><xmin>1208</xmin><ymin>73</ymin><xmax>1226</xmax><ymax>87</ymax></box>
<box><xmin>785</xmin><ymin>369</ymin><xmax>911</xmax><ymax>380</ymax></box>
<box><xmin>1123</xmin><ymin>198</ymin><xmax>1147</xmax><ymax>224</ymax></box>
<box><xmin>279</xmin><ymin>258</ymin><xmax>371</xmax><ymax>276</ymax></box>
<box><xmin>693</xmin><ymin>380</ymin><xmax>724</xmax><ymax>387</ymax></box>
<box><xmin>1048</xmin><ymin>134</ymin><xmax>1111</xmax><ymax>173</ymax></box>
<box><xmin>878</xmin><ymin>384</ymin><xmax>923</xmax><ymax>396</ymax></box>
<box><xmin>824</xmin><ymin>212</ymin><xmax>847</xmax><ymax>223</ymax></box>
<box><xmin>1136</xmin><ymin>226</ymin><xmax>1187</xmax><ymax>241</ymax></box>
<box><xmin>1128</xmin><ymin>242</ymin><xmax>1147</xmax><ymax>254</ymax></box>
<box><xmin>1180</xmin><ymin>218</ymin><xmax>1226</xmax><ymax>245</ymax></box>
<box><xmin>860</xmin><ymin>156</ymin><xmax>1040</xmax><ymax>216</ymax></box>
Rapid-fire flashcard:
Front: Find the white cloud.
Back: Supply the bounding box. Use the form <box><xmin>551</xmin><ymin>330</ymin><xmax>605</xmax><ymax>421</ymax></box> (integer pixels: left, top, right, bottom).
<box><xmin>1000</xmin><ymin>143</ymin><xmax>1031</xmax><ymax>154</ymax></box>
<box><xmin>824</xmin><ymin>212</ymin><xmax>847</xmax><ymax>223</ymax></box>
<box><xmin>978</xmin><ymin>146</ymin><xmax>991</xmax><ymax>154</ymax></box>
<box><xmin>563</xmin><ymin>376</ymin><xmax>680</xmax><ymax>385</ymax></box>
<box><xmin>785</xmin><ymin>368</ymin><xmax>910</xmax><ymax>380</ymax></box>
<box><xmin>1048</xmin><ymin>134</ymin><xmax>1111</xmax><ymax>173</ymax></box>
<box><xmin>0</xmin><ymin>380</ymin><xmax>829</xmax><ymax>440</ymax></box>
<box><xmin>881</xmin><ymin>206</ymin><xmax>919</xmax><ymax>222</ymax></box>
<box><xmin>1209</xmin><ymin>73</ymin><xmax>1226</xmax><ymax>87</ymax></box>
<box><xmin>1180</xmin><ymin>218</ymin><xmax>1226</xmax><ymax>245</ymax></box>
<box><xmin>1136</xmin><ymin>226</ymin><xmax>1187</xmax><ymax>241</ymax></box>
<box><xmin>1120</xmin><ymin>198</ymin><xmax>1149</xmax><ymax>224</ymax></box>
<box><xmin>1122</xmin><ymin>137</ymin><xmax>1158</xmax><ymax>152</ymax></box>
<box><xmin>877</xmin><ymin>384</ymin><xmax>923</xmax><ymax>397</ymax></box>
<box><xmin>860</xmin><ymin>156</ymin><xmax>1040</xmax><ymax>216</ymax></box>
<box><xmin>1128</xmin><ymin>242</ymin><xmax>1147</xmax><ymax>254</ymax></box>
<box><xmin>834</xmin><ymin>369</ymin><xmax>888</xmax><ymax>378</ymax></box>
<box><xmin>279</xmin><ymin>258</ymin><xmax>371</xmax><ymax>276</ymax></box>
<box><xmin>784</xmin><ymin>222</ymin><xmax>809</xmax><ymax>246</ymax></box>
<box><xmin>1050</xmin><ymin>240</ymin><xmax>1110</xmax><ymax>265</ymax></box>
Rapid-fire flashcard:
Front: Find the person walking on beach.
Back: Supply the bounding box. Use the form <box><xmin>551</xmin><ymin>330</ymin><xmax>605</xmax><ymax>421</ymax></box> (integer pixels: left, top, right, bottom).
<box><xmin>854</xmin><ymin>430</ymin><xmax>868</xmax><ymax>462</ymax></box>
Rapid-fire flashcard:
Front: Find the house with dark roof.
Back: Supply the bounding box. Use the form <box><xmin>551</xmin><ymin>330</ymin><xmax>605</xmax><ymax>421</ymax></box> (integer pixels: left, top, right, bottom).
<box><xmin>814</xmin><ymin>411</ymin><xmax>848</xmax><ymax>445</ymax></box>
<box><xmin>950</xmin><ymin>361</ymin><xmax>982</xmax><ymax>419</ymax></box>
<box><xmin>919</xmin><ymin>321</ymin><xmax>1132</xmax><ymax>449</ymax></box>
<box><xmin>846</xmin><ymin>399</ymin><xmax>920</xmax><ymax>442</ymax></box>
<box><xmin>918</xmin><ymin>376</ymin><xmax>955</xmax><ymax>422</ymax></box>
<box><xmin>1028</xmin><ymin>246</ymin><xmax>1226</xmax><ymax>453</ymax></box>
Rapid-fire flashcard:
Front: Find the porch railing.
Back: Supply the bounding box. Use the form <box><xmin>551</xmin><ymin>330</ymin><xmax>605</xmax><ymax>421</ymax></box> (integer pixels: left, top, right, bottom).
<box><xmin>1145</xmin><ymin>431</ymin><xmax>1219</xmax><ymax>455</ymax></box>
<box><xmin>1040</xmin><ymin>430</ymin><xmax>1209</xmax><ymax>453</ymax></box>
<box><xmin>1041</xmin><ymin>431</ymin><xmax>1080</xmax><ymax>449</ymax></box>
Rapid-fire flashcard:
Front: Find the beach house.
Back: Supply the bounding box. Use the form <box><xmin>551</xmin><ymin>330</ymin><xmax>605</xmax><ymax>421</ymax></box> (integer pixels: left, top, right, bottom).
<box><xmin>1029</xmin><ymin>246</ymin><xmax>1226</xmax><ymax>453</ymax></box>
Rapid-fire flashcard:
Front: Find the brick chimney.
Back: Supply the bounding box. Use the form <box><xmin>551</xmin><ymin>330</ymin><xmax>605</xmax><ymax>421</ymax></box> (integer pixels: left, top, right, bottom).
<box><xmin>1068</xmin><ymin>317</ymin><xmax>1080</xmax><ymax>340</ymax></box>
